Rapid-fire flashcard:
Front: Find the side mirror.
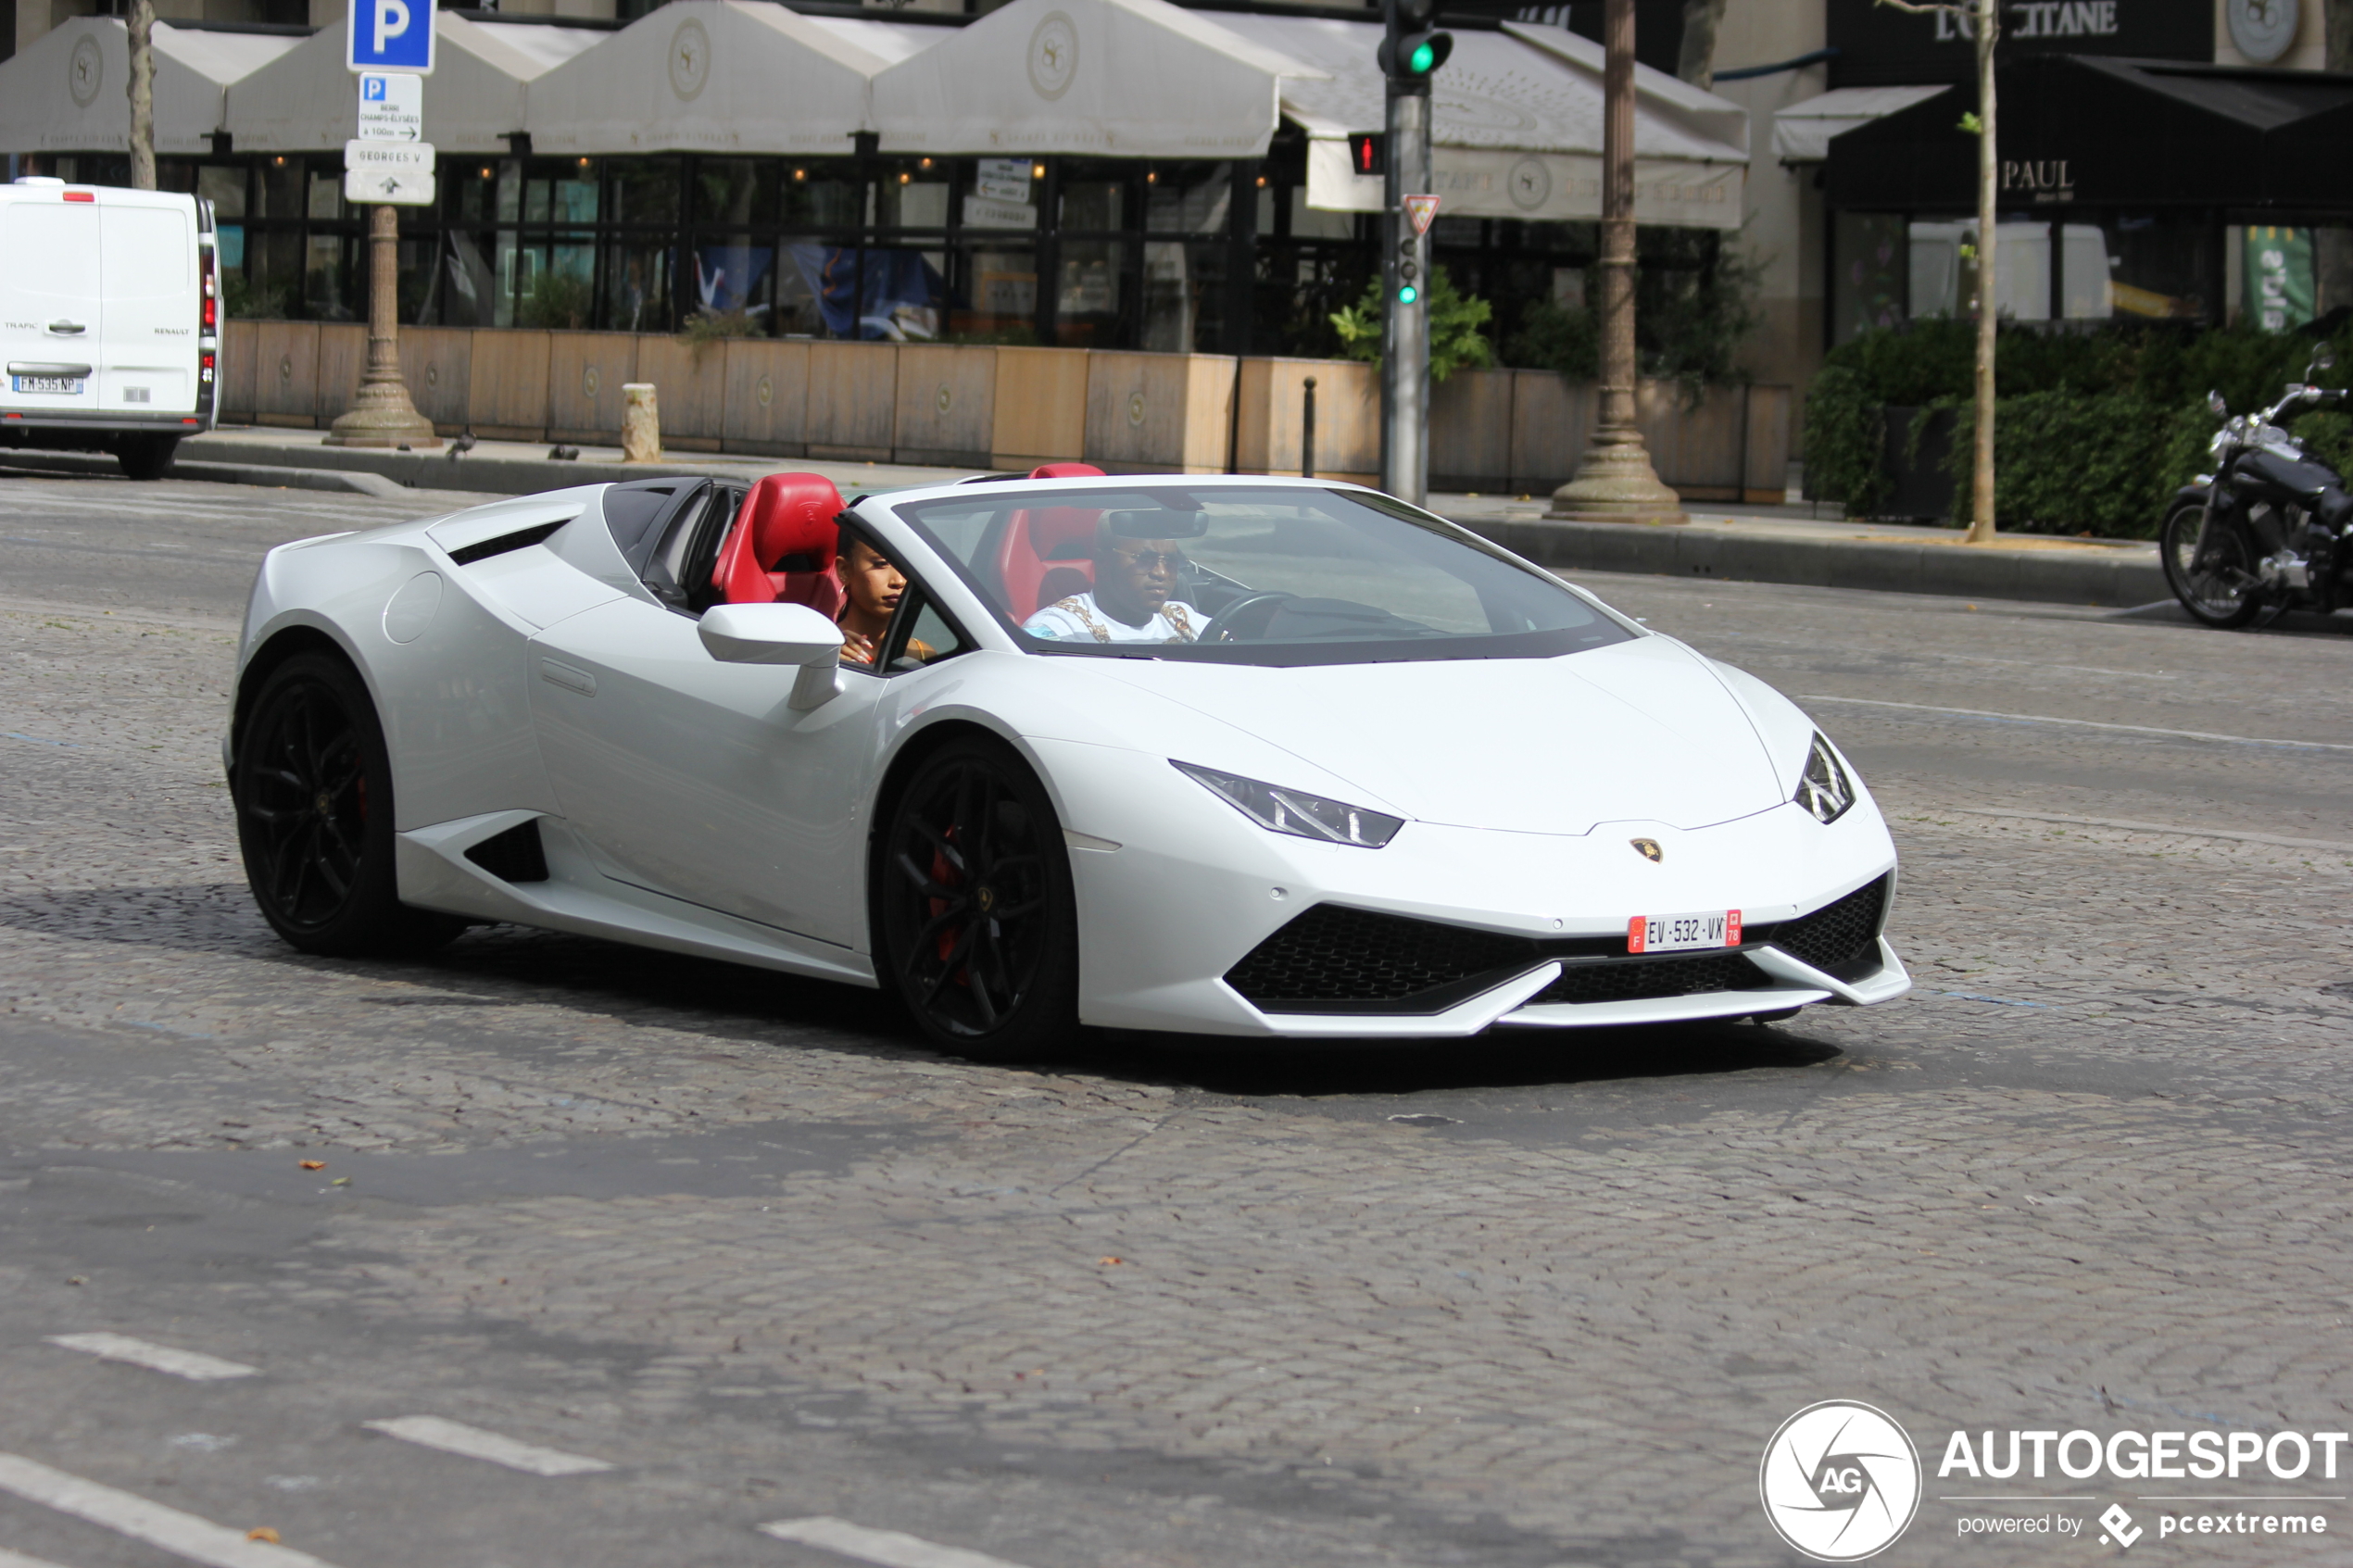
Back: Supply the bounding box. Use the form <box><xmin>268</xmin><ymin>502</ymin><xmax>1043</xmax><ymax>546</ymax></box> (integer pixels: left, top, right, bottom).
<box><xmin>698</xmin><ymin>601</ymin><xmax>843</xmax><ymax>710</ymax></box>
<box><xmin>2312</xmin><ymin>345</ymin><xmax>2337</xmax><ymax>375</ymax></box>
<box><xmin>2208</xmin><ymin>389</ymin><xmax>2228</xmax><ymax>416</ymax></box>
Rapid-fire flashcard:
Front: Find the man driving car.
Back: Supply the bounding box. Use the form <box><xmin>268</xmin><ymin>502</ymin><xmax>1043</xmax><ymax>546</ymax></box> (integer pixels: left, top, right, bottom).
<box><xmin>1022</xmin><ymin>509</ymin><xmax>1203</xmax><ymax>644</ymax></box>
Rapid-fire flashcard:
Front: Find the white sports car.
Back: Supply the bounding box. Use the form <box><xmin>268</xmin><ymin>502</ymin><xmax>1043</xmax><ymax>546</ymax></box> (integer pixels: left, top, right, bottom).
<box><xmin>226</xmin><ymin>470</ymin><xmax>1908</xmax><ymax>1057</ymax></box>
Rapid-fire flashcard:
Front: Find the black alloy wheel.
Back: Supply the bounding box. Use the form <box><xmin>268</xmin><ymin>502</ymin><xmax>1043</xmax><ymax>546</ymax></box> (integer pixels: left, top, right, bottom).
<box><xmin>233</xmin><ymin>652</ymin><xmax>463</xmax><ymax>956</ymax></box>
<box><xmin>879</xmin><ymin>738</ymin><xmax>1079</xmax><ymax>1059</ymax></box>
<box><xmin>2159</xmin><ymin>497</ymin><xmax>2262</xmax><ymax>629</ymax></box>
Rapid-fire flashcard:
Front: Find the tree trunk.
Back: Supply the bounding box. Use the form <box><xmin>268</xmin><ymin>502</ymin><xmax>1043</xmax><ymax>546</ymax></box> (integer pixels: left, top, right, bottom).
<box><xmin>126</xmin><ymin>0</ymin><xmax>157</xmax><ymax>193</ymax></box>
<box><xmin>1967</xmin><ymin>0</ymin><xmax>1998</xmax><ymax>545</ymax></box>
<box><xmin>1677</xmin><ymin>0</ymin><xmax>1729</xmax><ymax>89</ymax></box>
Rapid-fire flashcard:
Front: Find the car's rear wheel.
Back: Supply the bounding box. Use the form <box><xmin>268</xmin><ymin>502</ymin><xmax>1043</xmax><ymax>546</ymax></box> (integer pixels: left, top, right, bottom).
<box><xmin>233</xmin><ymin>651</ymin><xmax>463</xmax><ymax>957</ymax></box>
<box><xmin>879</xmin><ymin>737</ymin><xmax>1079</xmax><ymax>1060</ymax></box>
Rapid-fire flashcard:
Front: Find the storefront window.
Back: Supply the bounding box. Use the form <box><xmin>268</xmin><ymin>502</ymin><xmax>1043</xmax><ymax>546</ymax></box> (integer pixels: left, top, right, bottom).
<box><xmin>1144</xmin><ymin>163</ymin><xmax>1231</xmax><ymax>234</ymax></box>
<box><xmin>1142</xmin><ymin>239</ymin><xmax>1226</xmax><ymax>353</ymax></box>
<box><xmin>950</xmin><ymin>245</ymin><xmax>1038</xmax><ymax>342</ymax></box>
<box><xmin>963</xmin><ymin>157</ymin><xmax>1041</xmax><ymax>231</ymax></box>
<box><xmin>1055</xmin><ymin>237</ymin><xmax>1127</xmax><ymax>346</ymax></box>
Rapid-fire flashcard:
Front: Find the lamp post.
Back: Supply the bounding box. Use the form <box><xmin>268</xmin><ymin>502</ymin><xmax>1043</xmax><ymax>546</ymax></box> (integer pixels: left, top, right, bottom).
<box><xmin>325</xmin><ymin>203</ymin><xmax>439</xmax><ymax>449</ymax></box>
<box><xmin>1547</xmin><ymin>0</ymin><xmax>1683</xmax><ymax>525</ymax></box>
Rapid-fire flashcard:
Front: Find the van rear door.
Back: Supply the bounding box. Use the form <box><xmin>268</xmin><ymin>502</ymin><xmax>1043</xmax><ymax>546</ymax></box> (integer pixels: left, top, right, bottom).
<box><xmin>98</xmin><ymin>194</ymin><xmax>198</xmax><ymax>417</ymax></box>
<box><xmin>0</xmin><ymin>190</ymin><xmax>105</xmax><ymax>418</ymax></box>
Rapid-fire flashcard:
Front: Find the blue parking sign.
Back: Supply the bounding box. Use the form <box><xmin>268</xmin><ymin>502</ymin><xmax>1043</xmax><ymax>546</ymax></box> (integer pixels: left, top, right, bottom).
<box><xmin>346</xmin><ymin>0</ymin><xmax>434</xmax><ymax>75</ymax></box>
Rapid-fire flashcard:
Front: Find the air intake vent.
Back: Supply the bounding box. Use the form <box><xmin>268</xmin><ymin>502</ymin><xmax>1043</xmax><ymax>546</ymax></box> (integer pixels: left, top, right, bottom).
<box><xmin>1752</xmin><ymin>875</ymin><xmax>1887</xmax><ymax>981</ymax></box>
<box><xmin>464</xmin><ymin>820</ymin><xmax>549</xmax><ymax>883</ymax></box>
<box><xmin>448</xmin><ymin>520</ymin><xmax>565</xmax><ymax>566</ymax></box>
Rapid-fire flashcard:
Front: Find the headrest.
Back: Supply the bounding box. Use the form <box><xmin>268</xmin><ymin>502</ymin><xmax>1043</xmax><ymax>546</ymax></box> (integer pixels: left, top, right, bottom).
<box><xmin>1102</xmin><ymin>507</ymin><xmax>1206</xmax><ymax>540</ymax></box>
<box><xmin>744</xmin><ymin>472</ymin><xmax>844</xmax><ymax>574</ymax></box>
<box><xmin>1029</xmin><ymin>462</ymin><xmax>1107</xmax><ymax>479</ymax></box>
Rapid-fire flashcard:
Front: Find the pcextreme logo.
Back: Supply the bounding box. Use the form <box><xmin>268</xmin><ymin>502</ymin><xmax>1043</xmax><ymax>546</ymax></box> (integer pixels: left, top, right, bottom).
<box><xmin>1760</xmin><ymin>1400</ymin><xmax>1924</xmax><ymax>1562</ymax></box>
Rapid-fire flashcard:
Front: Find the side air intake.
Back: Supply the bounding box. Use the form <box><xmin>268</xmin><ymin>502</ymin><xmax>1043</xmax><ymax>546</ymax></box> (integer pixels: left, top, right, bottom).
<box><xmin>464</xmin><ymin>820</ymin><xmax>549</xmax><ymax>884</ymax></box>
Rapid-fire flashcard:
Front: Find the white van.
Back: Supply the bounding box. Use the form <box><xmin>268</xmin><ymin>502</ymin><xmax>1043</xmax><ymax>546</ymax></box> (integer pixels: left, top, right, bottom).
<box><xmin>0</xmin><ymin>178</ymin><xmax>220</xmax><ymax>480</ymax></box>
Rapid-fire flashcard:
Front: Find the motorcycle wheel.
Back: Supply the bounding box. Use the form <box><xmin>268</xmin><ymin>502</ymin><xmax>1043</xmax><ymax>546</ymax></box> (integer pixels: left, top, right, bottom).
<box><xmin>2158</xmin><ymin>497</ymin><xmax>2263</xmax><ymax>629</ymax></box>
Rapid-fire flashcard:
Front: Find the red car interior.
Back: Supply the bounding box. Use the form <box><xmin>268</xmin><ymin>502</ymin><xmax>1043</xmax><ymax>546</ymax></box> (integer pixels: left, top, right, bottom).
<box><xmin>991</xmin><ymin>463</ymin><xmax>1108</xmax><ymax>619</ymax></box>
<box><xmin>712</xmin><ymin>472</ymin><xmax>848</xmax><ymax>616</ymax></box>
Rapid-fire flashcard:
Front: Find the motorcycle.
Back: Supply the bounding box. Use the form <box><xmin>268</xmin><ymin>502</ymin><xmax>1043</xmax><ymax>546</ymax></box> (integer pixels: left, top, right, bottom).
<box><xmin>2161</xmin><ymin>346</ymin><xmax>2353</xmax><ymax>629</ymax></box>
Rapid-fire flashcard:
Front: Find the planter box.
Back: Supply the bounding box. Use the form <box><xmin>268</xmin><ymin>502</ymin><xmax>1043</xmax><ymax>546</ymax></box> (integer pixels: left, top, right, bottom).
<box><xmin>1508</xmin><ymin>370</ymin><xmax>1596</xmax><ymax>495</ymax></box>
<box><xmin>1085</xmin><ymin>351</ymin><xmax>1237</xmax><ymax>473</ymax></box>
<box><xmin>806</xmin><ymin>341</ymin><xmax>898</xmax><ymax>461</ymax></box>
<box><xmin>1238</xmin><ymin>358</ymin><xmax>1376</xmax><ymax>483</ymax></box>
<box><xmin>468</xmin><ymin>329</ymin><xmax>553</xmax><ymax>442</ymax></box>
<box><xmin>632</xmin><ymin>336</ymin><xmax>724</xmax><ymax>449</ymax></box>
<box><xmin>251</xmin><ymin>321</ymin><xmax>321</xmax><ymax>428</ymax></box>
<box><xmin>992</xmin><ymin>345</ymin><xmax>1088</xmax><ymax>470</ymax></box>
<box><xmin>721</xmin><ymin>337</ymin><xmax>809</xmax><ymax>457</ymax></box>
<box><xmin>314</xmin><ymin>324</ymin><xmax>366</xmax><ymax>426</ymax></box>
<box><xmin>1430</xmin><ymin>369</ymin><xmax>1515</xmax><ymax>492</ymax></box>
<box><xmin>397</xmin><ymin>328</ymin><xmax>473</xmax><ymax>433</ymax></box>
<box><xmin>893</xmin><ymin>344</ymin><xmax>993</xmax><ymax>468</ymax></box>
<box><xmin>219</xmin><ymin>320</ymin><xmax>260</xmax><ymax>421</ymax></box>
<box><xmin>547</xmin><ymin>332</ymin><xmax>640</xmax><ymax>445</ymax></box>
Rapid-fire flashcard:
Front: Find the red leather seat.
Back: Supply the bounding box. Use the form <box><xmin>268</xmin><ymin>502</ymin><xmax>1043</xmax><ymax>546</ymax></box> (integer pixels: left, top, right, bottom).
<box><xmin>711</xmin><ymin>472</ymin><xmax>847</xmax><ymax>615</ymax></box>
<box><xmin>991</xmin><ymin>464</ymin><xmax>1107</xmax><ymax>619</ymax></box>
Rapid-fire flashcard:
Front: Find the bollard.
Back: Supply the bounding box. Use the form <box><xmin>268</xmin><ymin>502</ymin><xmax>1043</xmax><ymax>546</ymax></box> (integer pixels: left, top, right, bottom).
<box><xmin>622</xmin><ymin>383</ymin><xmax>661</xmax><ymax>463</ymax></box>
<box><xmin>1302</xmin><ymin>375</ymin><xmax>1317</xmax><ymax>481</ymax></box>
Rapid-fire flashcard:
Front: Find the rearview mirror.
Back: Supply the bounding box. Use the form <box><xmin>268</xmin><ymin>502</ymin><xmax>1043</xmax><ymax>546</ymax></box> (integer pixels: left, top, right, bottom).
<box><xmin>698</xmin><ymin>601</ymin><xmax>843</xmax><ymax>709</ymax></box>
<box><xmin>2208</xmin><ymin>389</ymin><xmax>2228</xmax><ymax>416</ymax></box>
<box><xmin>2311</xmin><ymin>345</ymin><xmax>2337</xmax><ymax>375</ymax></box>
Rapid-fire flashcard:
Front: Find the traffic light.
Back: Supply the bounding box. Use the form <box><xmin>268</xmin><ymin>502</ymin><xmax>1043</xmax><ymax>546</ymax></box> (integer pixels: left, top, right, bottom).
<box><xmin>1347</xmin><ymin>132</ymin><xmax>1387</xmax><ymax>177</ymax></box>
<box><xmin>1378</xmin><ymin>0</ymin><xmax>1452</xmax><ymax>85</ymax></box>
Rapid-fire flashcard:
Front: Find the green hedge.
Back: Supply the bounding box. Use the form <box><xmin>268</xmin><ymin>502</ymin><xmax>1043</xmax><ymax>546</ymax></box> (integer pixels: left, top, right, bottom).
<box><xmin>1803</xmin><ymin>319</ymin><xmax>2353</xmax><ymax>536</ymax></box>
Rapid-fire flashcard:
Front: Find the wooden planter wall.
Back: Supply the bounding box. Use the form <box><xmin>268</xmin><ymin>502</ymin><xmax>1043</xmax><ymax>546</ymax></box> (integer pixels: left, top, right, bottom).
<box><xmin>219</xmin><ymin>320</ymin><xmax>1776</xmax><ymax>496</ymax></box>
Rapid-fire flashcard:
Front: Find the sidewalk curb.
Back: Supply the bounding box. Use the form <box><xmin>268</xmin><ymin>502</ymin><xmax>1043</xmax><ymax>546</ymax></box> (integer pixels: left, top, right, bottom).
<box><xmin>1458</xmin><ymin>515</ymin><xmax>2168</xmax><ymax>608</ymax></box>
<box><xmin>0</xmin><ymin>449</ymin><xmax>413</xmax><ymax>498</ymax></box>
<box><xmin>179</xmin><ymin>437</ymin><xmax>797</xmax><ymax>499</ymax></box>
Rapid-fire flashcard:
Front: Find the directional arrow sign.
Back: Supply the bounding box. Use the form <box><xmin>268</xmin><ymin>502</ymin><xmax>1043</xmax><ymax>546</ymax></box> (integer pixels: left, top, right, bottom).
<box><xmin>344</xmin><ymin>140</ymin><xmax>435</xmax><ymax>206</ymax></box>
<box><xmin>357</xmin><ymin>71</ymin><xmax>422</xmax><ymax>142</ymax></box>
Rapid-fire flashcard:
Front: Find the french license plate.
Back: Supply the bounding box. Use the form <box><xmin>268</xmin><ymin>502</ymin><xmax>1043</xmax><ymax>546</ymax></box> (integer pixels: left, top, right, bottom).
<box><xmin>11</xmin><ymin>375</ymin><xmax>82</xmax><ymax>395</ymax></box>
<box><xmin>1628</xmin><ymin>909</ymin><xmax>1741</xmax><ymax>953</ymax></box>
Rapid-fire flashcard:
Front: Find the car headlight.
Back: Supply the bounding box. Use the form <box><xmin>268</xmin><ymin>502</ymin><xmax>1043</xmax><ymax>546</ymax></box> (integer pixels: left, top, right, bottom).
<box><xmin>1795</xmin><ymin>733</ymin><xmax>1856</xmax><ymax>824</ymax></box>
<box><xmin>1173</xmin><ymin>760</ymin><xmax>1403</xmax><ymax>847</ymax></box>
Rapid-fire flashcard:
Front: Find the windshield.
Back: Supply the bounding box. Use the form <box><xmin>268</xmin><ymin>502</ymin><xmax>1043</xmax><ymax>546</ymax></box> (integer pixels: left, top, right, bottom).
<box><xmin>889</xmin><ymin>484</ymin><xmax>1637</xmax><ymax>666</ymax></box>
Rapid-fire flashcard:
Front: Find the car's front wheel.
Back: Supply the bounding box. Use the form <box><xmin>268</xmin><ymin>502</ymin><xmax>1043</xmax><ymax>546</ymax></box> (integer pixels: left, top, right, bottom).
<box><xmin>232</xmin><ymin>651</ymin><xmax>463</xmax><ymax>957</ymax></box>
<box><xmin>878</xmin><ymin>737</ymin><xmax>1080</xmax><ymax>1060</ymax></box>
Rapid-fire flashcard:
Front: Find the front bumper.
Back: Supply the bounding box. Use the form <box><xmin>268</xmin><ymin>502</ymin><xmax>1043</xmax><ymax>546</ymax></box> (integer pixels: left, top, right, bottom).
<box><xmin>1036</xmin><ymin>740</ymin><xmax>1908</xmax><ymax>1038</ymax></box>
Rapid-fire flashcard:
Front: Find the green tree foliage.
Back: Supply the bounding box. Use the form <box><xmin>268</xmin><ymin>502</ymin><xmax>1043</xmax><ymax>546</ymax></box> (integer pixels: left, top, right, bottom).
<box><xmin>1500</xmin><ymin>231</ymin><xmax>1764</xmax><ymax>395</ymax></box>
<box><xmin>1329</xmin><ymin>266</ymin><xmax>1497</xmax><ymax>383</ymax></box>
<box><xmin>1803</xmin><ymin>319</ymin><xmax>2353</xmax><ymax>535</ymax></box>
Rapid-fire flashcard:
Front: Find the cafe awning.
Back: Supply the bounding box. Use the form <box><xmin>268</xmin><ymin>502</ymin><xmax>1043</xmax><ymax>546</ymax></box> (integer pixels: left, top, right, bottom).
<box><xmin>1829</xmin><ymin>54</ymin><xmax>2353</xmax><ymax>214</ymax></box>
<box><xmin>868</xmin><ymin>0</ymin><xmax>1322</xmax><ymax>158</ymax></box>
<box><xmin>1214</xmin><ymin>16</ymin><xmax>1749</xmax><ymax>230</ymax></box>
<box><xmin>0</xmin><ymin>17</ymin><xmax>298</xmax><ymax>157</ymax></box>
<box><xmin>526</xmin><ymin>0</ymin><xmax>942</xmax><ymax>157</ymax></box>
<box><xmin>226</xmin><ymin>13</ymin><xmax>601</xmax><ymax>155</ymax></box>
<box><xmin>1770</xmin><ymin>85</ymin><xmax>1946</xmax><ymax>165</ymax></box>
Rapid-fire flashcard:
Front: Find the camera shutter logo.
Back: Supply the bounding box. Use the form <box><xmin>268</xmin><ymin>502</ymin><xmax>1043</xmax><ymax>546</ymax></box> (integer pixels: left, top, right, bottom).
<box><xmin>1759</xmin><ymin>1400</ymin><xmax>1921</xmax><ymax>1562</ymax></box>
<box><xmin>1028</xmin><ymin>12</ymin><xmax>1079</xmax><ymax>102</ymax></box>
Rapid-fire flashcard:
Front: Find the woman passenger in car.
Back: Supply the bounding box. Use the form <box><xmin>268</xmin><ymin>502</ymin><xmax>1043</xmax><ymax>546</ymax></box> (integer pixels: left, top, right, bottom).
<box><xmin>837</xmin><ymin>534</ymin><xmax>931</xmax><ymax>667</ymax></box>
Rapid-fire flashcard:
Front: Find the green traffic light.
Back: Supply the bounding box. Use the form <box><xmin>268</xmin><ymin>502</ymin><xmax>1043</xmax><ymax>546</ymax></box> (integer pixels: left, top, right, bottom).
<box><xmin>1409</xmin><ymin>40</ymin><xmax>1434</xmax><ymax>72</ymax></box>
<box><xmin>1398</xmin><ymin>283</ymin><xmax>1419</xmax><ymax>305</ymax></box>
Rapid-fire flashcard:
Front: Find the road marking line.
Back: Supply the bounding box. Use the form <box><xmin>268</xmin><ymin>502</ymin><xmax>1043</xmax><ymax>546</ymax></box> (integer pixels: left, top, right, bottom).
<box><xmin>758</xmin><ymin>1517</ymin><xmax>1035</xmax><ymax>1568</ymax></box>
<box><xmin>0</xmin><ymin>1548</ymin><xmax>78</xmax><ymax>1568</ymax></box>
<box><xmin>359</xmin><ymin>1416</ymin><xmax>612</xmax><ymax>1477</ymax></box>
<box><xmin>0</xmin><ymin>1451</ymin><xmax>342</xmax><ymax>1568</ymax></box>
<box><xmin>47</xmin><ymin>1334</ymin><xmax>258</xmax><ymax>1382</ymax></box>
<box><xmin>1930</xmin><ymin>805</ymin><xmax>2353</xmax><ymax>854</ymax></box>
<box><xmin>1796</xmin><ymin>694</ymin><xmax>2353</xmax><ymax>752</ymax></box>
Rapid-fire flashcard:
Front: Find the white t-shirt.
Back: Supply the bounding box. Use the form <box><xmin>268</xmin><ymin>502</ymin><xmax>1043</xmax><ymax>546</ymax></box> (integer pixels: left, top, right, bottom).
<box><xmin>1023</xmin><ymin>593</ymin><xmax>1200</xmax><ymax>644</ymax></box>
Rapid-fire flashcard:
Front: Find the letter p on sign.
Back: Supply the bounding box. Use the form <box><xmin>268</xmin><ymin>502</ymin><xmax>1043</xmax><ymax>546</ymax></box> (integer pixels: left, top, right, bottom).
<box><xmin>347</xmin><ymin>0</ymin><xmax>434</xmax><ymax>75</ymax></box>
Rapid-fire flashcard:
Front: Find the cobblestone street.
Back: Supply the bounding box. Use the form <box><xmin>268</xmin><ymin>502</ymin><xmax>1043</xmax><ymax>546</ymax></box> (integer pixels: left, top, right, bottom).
<box><xmin>1</xmin><ymin>473</ymin><xmax>2349</xmax><ymax>1568</ymax></box>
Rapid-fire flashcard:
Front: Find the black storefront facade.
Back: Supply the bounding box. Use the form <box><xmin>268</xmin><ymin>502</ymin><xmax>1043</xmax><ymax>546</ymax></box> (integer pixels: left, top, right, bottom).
<box><xmin>1823</xmin><ymin>51</ymin><xmax>2353</xmax><ymax>342</ymax></box>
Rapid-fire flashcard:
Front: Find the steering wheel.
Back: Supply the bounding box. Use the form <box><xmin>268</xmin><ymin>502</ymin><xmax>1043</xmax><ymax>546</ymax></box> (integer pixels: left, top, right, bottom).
<box><xmin>1198</xmin><ymin>590</ymin><xmax>1298</xmax><ymax>645</ymax></box>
